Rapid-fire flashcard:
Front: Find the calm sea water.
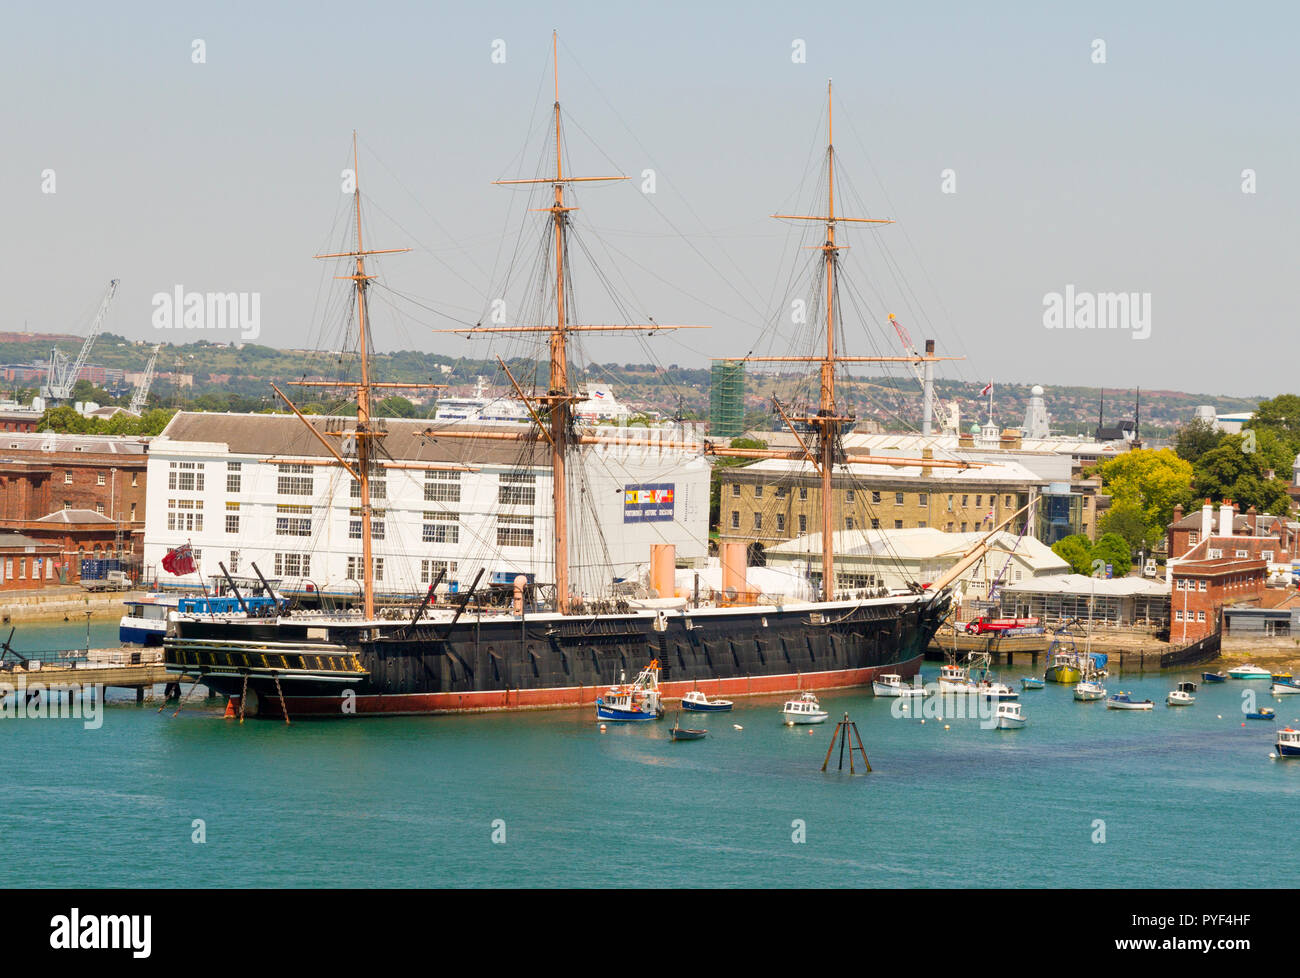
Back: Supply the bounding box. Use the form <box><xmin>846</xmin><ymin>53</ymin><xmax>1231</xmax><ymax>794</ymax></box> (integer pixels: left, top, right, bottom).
<box><xmin>3</xmin><ymin>622</ymin><xmax>1298</xmax><ymax>888</ymax></box>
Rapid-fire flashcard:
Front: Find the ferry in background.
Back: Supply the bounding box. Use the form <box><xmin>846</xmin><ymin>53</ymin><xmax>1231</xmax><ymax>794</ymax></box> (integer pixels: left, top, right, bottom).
<box><xmin>119</xmin><ymin>595</ymin><xmax>177</xmax><ymax>646</ymax></box>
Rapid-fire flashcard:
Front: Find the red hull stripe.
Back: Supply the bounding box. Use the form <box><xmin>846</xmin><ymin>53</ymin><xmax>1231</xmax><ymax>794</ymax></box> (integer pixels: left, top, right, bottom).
<box><xmin>246</xmin><ymin>658</ymin><xmax>923</xmax><ymax>717</ymax></box>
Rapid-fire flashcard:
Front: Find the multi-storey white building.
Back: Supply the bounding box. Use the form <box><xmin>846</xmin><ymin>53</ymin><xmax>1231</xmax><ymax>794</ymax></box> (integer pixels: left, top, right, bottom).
<box><xmin>144</xmin><ymin>412</ymin><xmax>709</xmax><ymax>599</ymax></box>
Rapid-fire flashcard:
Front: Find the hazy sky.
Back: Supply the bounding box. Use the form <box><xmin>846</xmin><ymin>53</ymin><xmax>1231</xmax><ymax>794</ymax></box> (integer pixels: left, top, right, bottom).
<box><xmin>4</xmin><ymin>1</ymin><xmax>1295</xmax><ymax>403</ymax></box>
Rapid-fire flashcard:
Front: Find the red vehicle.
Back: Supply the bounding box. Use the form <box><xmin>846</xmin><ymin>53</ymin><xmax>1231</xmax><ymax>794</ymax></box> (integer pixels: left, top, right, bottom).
<box><xmin>963</xmin><ymin>616</ymin><xmax>1040</xmax><ymax>635</ymax></box>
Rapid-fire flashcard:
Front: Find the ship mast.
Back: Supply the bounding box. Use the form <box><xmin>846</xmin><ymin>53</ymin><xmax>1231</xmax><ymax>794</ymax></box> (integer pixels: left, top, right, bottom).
<box><xmin>273</xmin><ymin>133</ymin><xmax>444</xmax><ymax>620</ymax></box>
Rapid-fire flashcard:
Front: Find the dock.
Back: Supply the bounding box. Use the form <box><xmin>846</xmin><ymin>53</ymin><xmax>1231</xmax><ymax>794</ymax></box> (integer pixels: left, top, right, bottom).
<box><xmin>0</xmin><ymin>647</ymin><xmax>195</xmax><ymax>703</ymax></box>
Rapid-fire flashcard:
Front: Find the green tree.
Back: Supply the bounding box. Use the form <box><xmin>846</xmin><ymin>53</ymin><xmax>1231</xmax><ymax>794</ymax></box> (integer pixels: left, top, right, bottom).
<box><xmin>1096</xmin><ymin>448</ymin><xmax>1196</xmax><ymax>533</ymax></box>
<box><xmin>1051</xmin><ymin>534</ymin><xmax>1093</xmax><ymax>575</ymax></box>
<box><xmin>377</xmin><ymin>395</ymin><xmax>419</xmax><ymax>419</ymax></box>
<box><xmin>1097</xmin><ymin>500</ymin><xmax>1161</xmax><ymax>554</ymax></box>
<box><xmin>1245</xmin><ymin>393</ymin><xmax>1300</xmax><ymax>454</ymax></box>
<box><xmin>1172</xmin><ymin>417</ymin><xmax>1224</xmax><ymax>464</ymax></box>
<box><xmin>1091</xmin><ymin>532</ymin><xmax>1132</xmax><ymax>578</ymax></box>
<box><xmin>1193</xmin><ymin>430</ymin><xmax>1294</xmax><ymax>515</ymax></box>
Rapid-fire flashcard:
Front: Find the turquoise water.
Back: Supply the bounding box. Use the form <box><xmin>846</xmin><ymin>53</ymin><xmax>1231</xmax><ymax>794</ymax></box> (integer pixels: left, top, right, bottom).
<box><xmin>3</xmin><ymin>628</ymin><xmax>1298</xmax><ymax>887</ymax></box>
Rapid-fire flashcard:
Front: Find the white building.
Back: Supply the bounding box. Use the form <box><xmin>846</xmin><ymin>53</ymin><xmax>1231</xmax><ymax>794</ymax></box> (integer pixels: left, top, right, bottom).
<box><xmin>144</xmin><ymin>412</ymin><xmax>709</xmax><ymax>599</ymax></box>
<box><xmin>764</xmin><ymin>527</ymin><xmax>1068</xmax><ymax>597</ymax></box>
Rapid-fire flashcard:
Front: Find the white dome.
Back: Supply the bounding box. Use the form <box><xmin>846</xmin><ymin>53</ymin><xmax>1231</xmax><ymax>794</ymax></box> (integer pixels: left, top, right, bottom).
<box><xmin>1031</xmin><ymin>385</ymin><xmax>1044</xmax><ymax>396</ymax></box>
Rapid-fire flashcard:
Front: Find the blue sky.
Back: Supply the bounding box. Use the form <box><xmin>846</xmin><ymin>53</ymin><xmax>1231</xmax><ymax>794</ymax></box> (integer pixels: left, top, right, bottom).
<box><xmin>2</xmin><ymin>1</ymin><xmax>1295</xmax><ymax>400</ymax></box>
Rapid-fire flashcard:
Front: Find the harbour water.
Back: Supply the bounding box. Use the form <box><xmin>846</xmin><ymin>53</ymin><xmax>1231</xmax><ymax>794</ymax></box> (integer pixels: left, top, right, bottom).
<box><xmin>3</xmin><ymin>624</ymin><xmax>1297</xmax><ymax>887</ymax></box>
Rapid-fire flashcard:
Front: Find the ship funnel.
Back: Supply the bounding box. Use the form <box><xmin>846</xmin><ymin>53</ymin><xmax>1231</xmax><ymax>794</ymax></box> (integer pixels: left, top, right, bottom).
<box><xmin>719</xmin><ymin>541</ymin><xmax>749</xmax><ymax>604</ymax></box>
<box><xmin>650</xmin><ymin>544</ymin><xmax>676</xmax><ymax>599</ymax></box>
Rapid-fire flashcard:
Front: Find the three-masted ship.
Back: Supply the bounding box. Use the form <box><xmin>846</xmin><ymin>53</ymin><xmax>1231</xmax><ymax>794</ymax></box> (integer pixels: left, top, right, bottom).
<box><xmin>164</xmin><ymin>40</ymin><xmax>1004</xmax><ymax>719</ymax></box>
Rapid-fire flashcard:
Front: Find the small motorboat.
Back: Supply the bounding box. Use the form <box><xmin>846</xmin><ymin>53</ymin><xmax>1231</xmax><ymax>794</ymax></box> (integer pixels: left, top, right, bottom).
<box><xmin>782</xmin><ymin>691</ymin><xmax>829</xmax><ymax>725</ymax></box>
<box><xmin>680</xmin><ymin>690</ymin><xmax>734</xmax><ymax>712</ymax></box>
<box><xmin>1271</xmin><ymin>678</ymin><xmax>1300</xmax><ymax>696</ymax></box>
<box><xmin>994</xmin><ymin>702</ymin><xmax>1027</xmax><ymax>729</ymax></box>
<box><xmin>975</xmin><ymin>680</ymin><xmax>1019</xmax><ymax>701</ymax></box>
<box><xmin>1247</xmin><ymin>707</ymin><xmax>1276</xmax><ymax>721</ymax></box>
<box><xmin>669</xmin><ymin>715</ymin><xmax>707</xmax><ymax>741</ymax></box>
<box><xmin>872</xmin><ymin>673</ymin><xmax>926</xmax><ymax>697</ymax></box>
<box><xmin>1201</xmin><ymin>671</ymin><xmax>1227</xmax><ymax>683</ymax></box>
<box><xmin>1167</xmin><ymin>684</ymin><xmax>1195</xmax><ymax>706</ymax></box>
<box><xmin>1107</xmin><ymin>692</ymin><xmax>1154</xmax><ymax>711</ymax></box>
<box><xmin>1074</xmin><ymin>680</ymin><xmax>1107</xmax><ymax>702</ymax></box>
<box><xmin>1273</xmin><ymin>672</ymin><xmax>1294</xmax><ymax>682</ymax></box>
<box><xmin>1020</xmin><ymin>677</ymin><xmax>1045</xmax><ymax>690</ymax></box>
<box><xmin>1227</xmin><ymin>665</ymin><xmax>1272</xmax><ymax>680</ymax></box>
<box><xmin>1275</xmin><ymin>727</ymin><xmax>1300</xmax><ymax>757</ymax></box>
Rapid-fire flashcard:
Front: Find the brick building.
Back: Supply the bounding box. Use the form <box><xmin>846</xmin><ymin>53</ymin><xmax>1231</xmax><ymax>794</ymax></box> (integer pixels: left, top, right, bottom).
<box><xmin>1167</xmin><ymin>500</ymin><xmax>1297</xmax><ymax>573</ymax></box>
<box><xmin>1170</xmin><ymin>557</ymin><xmax>1266</xmax><ymax>643</ymax></box>
<box><xmin>0</xmin><ymin>533</ymin><xmax>61</xmax><ymax>591</ymax></box>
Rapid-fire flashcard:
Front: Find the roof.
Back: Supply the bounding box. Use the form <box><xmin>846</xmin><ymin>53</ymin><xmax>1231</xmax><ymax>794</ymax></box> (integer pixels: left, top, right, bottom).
<box><xmin>767</xmin><ymin>527</ymin><xmax>1069</xmax><ymax>572</ymax></box>
<box><xmin>1173</xmin><ymin>558</ymin><xmax>1266</xmax><ymax>576</ymax></box>
<box><xmin>0</xmin><ymin>432</ymin><xmax>148</xmax><ymax>455</ymax></box>
<box><xmin>0</xmin><ymin>532</ymin><xmax>57</xmax><ymax>551</ymax></box>
<box><xmin>736</xmin><ymin>455</ymin><xmax>1045</xmax><ymax>486</ymax></box>
<box><xmin>34</xmin><ymin>509</ymin><xmax>117</xmax><ymax>524</ymax></box>
<box><xmin>998</xmin><ymin>573</ymin><xmax>1170</xmax><ymax>598</ymax></box>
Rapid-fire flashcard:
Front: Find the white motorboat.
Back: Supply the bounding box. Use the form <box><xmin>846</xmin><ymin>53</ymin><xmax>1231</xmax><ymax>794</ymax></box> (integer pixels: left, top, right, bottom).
<box><xmin>1106</xmin><ymin>692</ymin><xmax>1154</xmax><ymax>711</ymax></box>
<box><xmin>1073</xmin><ymin>680</ymin><xmax>1107</xmax><ymax>702</ymax></box>
<box><xmin>994</xmin><ymin>702</ymin><xmax>1026</xmax><ymax>729</ymax></box>
<box><xmin>1227</xmin><ymin>665</ymin><xmax>1271</xmax><ymax>680</ymax></box>
<box><xmin>1271</xmin><ymin>679</ymin><xmax>1300</xmax><ymax>696</ymax></box>
<box><xmin>872</xmin><ymin>673</ymin><xmax>925</xmax><ymax>697</ymax></box>
<box><xmin>937</xmin><ymin>663</ymin><xmax>975</xmax><ymax>693</ymax></box>
<box><xmin>1167</xmin><ymin>681</ymin><xmax>1197</xmax><ymax>706</ymax></box>
<box><xmin>782</xmin><ymin>691</ymin><xmax>829</xmax><ymax>725</ymax></box>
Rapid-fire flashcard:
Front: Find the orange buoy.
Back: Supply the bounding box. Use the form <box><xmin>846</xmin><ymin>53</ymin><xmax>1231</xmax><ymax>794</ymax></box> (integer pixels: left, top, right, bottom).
<box><xmin>224</xmin><ymin>697</ymin><xmax>236</xmax><ymax>719</ymax></box>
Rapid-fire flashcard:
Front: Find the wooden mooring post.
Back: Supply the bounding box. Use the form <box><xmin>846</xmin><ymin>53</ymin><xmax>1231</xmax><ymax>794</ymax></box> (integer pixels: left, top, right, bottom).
<box><xmin>821</xmin><ymin>712</ymin><xmax>871</xmax><ymax>774</ymax></box>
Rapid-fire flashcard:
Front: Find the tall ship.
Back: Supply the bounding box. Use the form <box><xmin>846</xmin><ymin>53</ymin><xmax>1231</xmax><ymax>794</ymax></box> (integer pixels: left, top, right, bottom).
<box><xmin>163</xmin><ymin>38</ymin><xmax>1009</xmax><ymax>719</ymax></box>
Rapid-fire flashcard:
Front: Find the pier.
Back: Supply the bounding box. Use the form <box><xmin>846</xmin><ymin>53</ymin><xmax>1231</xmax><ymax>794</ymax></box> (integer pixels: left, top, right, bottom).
<box><xmin>0</xmin><ymin>648</ymin><xmax>194</xmax><ymax>703</ymax></box>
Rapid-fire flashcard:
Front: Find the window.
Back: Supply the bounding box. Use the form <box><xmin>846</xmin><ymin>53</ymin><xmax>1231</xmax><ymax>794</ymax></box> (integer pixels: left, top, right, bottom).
<box><xmin>424</xmin><ymin>469</ymin><xmax>461</xmax><ymax>503</ymax></box>
<box><xmin>947</xmin><ymin>494</ymin><xmax>953</xmax><ymax>511</ymax></box>
<box><xmin>975</xmin><ymin>495</ymin><xmax>982</xmax><ymax>508</ymax></box>
<box><xmin>798</xmin><ymin>515</ymin><xmax>807</xmax><ymax>533</ymax></box>
<box><xmin>918</xmin><ymin>493</ymin><xmax>928</xmax><ymax>506</ymax></box>
<box><xmin>168</xmin><ymin>461</ymin><xmax>205</xmax><ymax>492</ymax></box>
<box><xmin>754</xmin><ymin>485</ymin><xmax>764</xmax><ymax>499</ymax></box>
<box><xmin>63</xmin><ymin>501</ymin><xmax>71</xmax><ymax>511</ymax></box>
<box><xmin>374</xmin><ymin>558</ymin><xmax>384</xmax><ymax>582</ymax></box>
<box><xmin>895</xmin><ymin>492</ymin><xmax>904</xmax><ymax>505</ymax></box>
<box><xmin>130</xmin><ymin>503</ymin><xmax>137</xmax><ymax>521</ymax></box>
<box><xmin>845</xmin><ymin>517</ymin><xmax>854</xmax><ymax>530</ymax></box>
<box><xmin>273</xmin><ymin>552</ymin><xmax>311</xmax><ymax>577</ymax></box>
<box><xmin>894</xmin><ymin>520</ymin><xmax>903</xmax><ymax>529</ymax></box>
<box><xmin>1189</xmin><ymin>532</ymin><xmax>1199</xmax><ymax>545</ymax></box>
<box><xmin>275</xmin><ymin>503</ymin><xmax>312</xmax><ymax>537</ymax></box>
<box><xmin>918</xmin><ymin>521</ymin><xmax>927</xmax><ymax>529</ymax></box>
<box><xmin>1197</xmin><ymin>611</ymin><xmax>1206</xmax><ymax>622</ymax></box>
<box><xmin>1198</xmin><ymin>580</ymin><xmax>1206</xmax><ymax>591</ymax></box>
<box><xmin>499</xmin><ymin>471</ymin><xmax>536</xmax><ymax>507</ymax></box>
<box><xmin>348</xmin><ymin>508</ymin><xmax>385</xmax><ymax>541</ymax></box>
<box><xmin>225</xmin><ymin>502</ymin><xmax>240</xmax><ymax>535</ymax></box>
<box><xmin>497</xmin><ymin>515</ymin><xmax>534</xmax><ymax>548</ymax></box>
<box><xmin>421</xmin><ymin>559</ymin><xmax>457</xmax><ymax>584</ymax></box>
<box><xmin>64</xmin><ymin>472</ymin><xmax>72</xmax><ymax>484</ymax></box>
<box><xmin>422</xmin><ymin>511</ymin><xmax>459</xmax><ymax>544</ymax></box>
<box><xmin>1208</xmin><ymin>548</ymin><xmax>1223</xmax><ymax>559</ymax></box>
<box><xmin>166</xmin><ymin>499</ymin><xmax>203</xmax><ymax>532</ymax></box>
<box><xmin>731</xmin><ymin>511</ymin><xmax>739</xmax><ymax>529</ymax></box>
<box><xmin>350</xmin><ymin>467</ymin><xmax>386</xmax><ymax>500</ymax></box>
<box><xmin>226</xmin><ymin>462</ymin><xmax>241</xmax><ymax>494</ymax></box>
<box><xmin>229</xmin><ymin>551</ymin><xmax>239</xmax><ymax>574</ymax></box>
<box><xmin>961</xmin><ymin>522</ymin><xmax>968</xmax><ymax>532</ymax></box>
<box><xmin>961</xmin><ymin>495</ymin><xmax>969</xmax><ymax>507</ymax></box>
<box><xmin>871</xmin><ymin>519</ymin><xmax>880</xmax><ymax>529</ymax></box>
<box><xmin>1235</xmin><ymin>549</ymin><xmax>1249</xmax><ymax>558</ymax></box>
<box><xmin>798</xmin><ymin>487</ymin><xmax>808</xmax><ymax>501</ymax></box>
<box><xmin>1176</xmin><ymin>610</ymin><xmax>1184</xmax><ymax>622</ymax></box>
<box><xmin>776</xmin><ymin>514</ymin><xmax>786</xmax><ymax>532</ymax></box>
<box><xmin>731</xmin><ymin>484</ymin><xmax>740</xmax><ymax>498</ymax></box>
<box><xmin>1005</xmin><ymin>495</ymin><xmax>1012</xmax><ymax>507</ymax></box>
<box><xmin>95</xmin><ymin>502</ymin><xmax>105</xmax><ymax>515</ymax></box>
<box><xmin>277</xmin><ymin>463</ymin><xmax>313</xmax><ymax>496</ymax></box>
<box><xmin>97</xmin><ymin>472</ymin><xmax>106</xmax><ymax>486</ymax></box>
<box><xmin>776</xmin><ymin>486</ymin><xmax>787</xmax><ymax>498</ymax></box>
<box><xmin>871</xmin><ymin>491</ymin><xmax>881</xmax><ymax>504</ymax></box>
<box><xmin>131</xmin><ymin>473</ymin><xmax>138</xmax><ymax>487</ymax></box>
<box><xmin>753</xmin><ymin>512</ymin><xmax>762</xmax><ymax>530</ymax></box>
<box><xmin>1263</xmin><ymin>550</ymin><xmax>1275</xmax><ymax>563</ymax></box>
<box><xmin>845</xmin><ymin>489</ymin><xmax>854</xmax><ymax>503</ymax></box>
<box><xmin>1176</xmin><ymin>579</ymin><xmax>1186</xmax><ymax>590</ymax></box>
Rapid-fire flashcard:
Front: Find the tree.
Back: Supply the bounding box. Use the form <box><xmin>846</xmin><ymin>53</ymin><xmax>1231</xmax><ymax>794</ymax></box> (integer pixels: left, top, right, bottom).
<box><xmin>377</xmin><ymin>395</ymin><xmax>419</xmax><ymax>419</ymax></box>
<box><xmin>1172</xmin><ymin>417</ymin><xmax>1224</xmax><ymax>464</ymax></box>
<box><xmin>1193</xmin><ymin>430</ymin><xmax>1294</xmax><ymax>515</ymax></box>
<box><xmin>1091</xmin><ymin>532</ymin><xmax>1132</xmax><ymax>578</ymax></box>
<box><xmin>1051</xmin><ymin>534</ymin><xmax>1093</xmax><ymax>575</ymax></box>
<box><xmin>1096</xmin><ymin>448</ymin><xmax>1196</xmax><ymax>533</ymax></box>
<box><xmin>1245</xmin><ymin>393</ymin><xmax>1300</xmax><ymax>454</ymax></box>
<box><xmin>1097</xmin><ymin>500</ymin><xmax>1161</xmax><ymax>554</ymax></box>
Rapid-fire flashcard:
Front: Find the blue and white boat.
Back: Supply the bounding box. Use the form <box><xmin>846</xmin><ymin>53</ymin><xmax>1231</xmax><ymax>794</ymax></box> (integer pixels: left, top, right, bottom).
<box><xmin>1271</xmin><ymin>678</ymin><xmax>1300</xmax><ymax>696</ymax></box>
<box><xmin>596</xmin><ymin>660</ymin><xmax>664</xmax><ymax>722</ymax></box>
<box><xmin>1201</xmin><ymin>671</ymin><xmax>1227</xmax><ymax>683</ymax></box>
<box><xmin>1275</xmin><ymin>728</ymin><xmax>1300</xmax><ymax>757</ymax></box>
<box><xmin>1106</xmin><ymin>692</ymin><xmax>1154</xmax><ymax>711</ymax></box>
<box><xmin>1246</xmin><ymin>707</ymin><xmax>1276</xmax><ymax>721</ymax></box>
<box><xmin>1228</xmin><ymin>665</ymin><xmax>1271</xmax><ymax>680</ymax></box>
<box><xmin>681</xmin><ymin>690</ymin><xmax>734</xmax><ymax>712</ymax></box>
<box><xmin>119</xmin><ymin>594</ymin><xmax>179</xmax><ymax>646</ymax></box>
<box><xmin>1020</xmin><ymin>677</ymin><xmax>1045</xmax><ymax>690</ymax></box>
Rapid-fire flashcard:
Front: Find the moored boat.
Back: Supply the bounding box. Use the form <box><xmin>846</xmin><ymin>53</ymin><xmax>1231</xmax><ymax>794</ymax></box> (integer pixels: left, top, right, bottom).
<box><xmin>1228</xmin><ymin>665</ymin><xmax>1271</xmax><ymax>680</ymax></box>
<box><xmin>680</xmin><ymin>690</ymin><xmax>733</xmax><ymax>712</ymax></box>
<box><xmin>1201</xmin><ymin>671</ymin><xmax>1227</xmax><ymax>683</ymax></box>
<box><xmin>1270</xmin><ymin>679</ymin><xmax>1300</xmax><ymax>696</ymax></box>
<box><xmin>994</xmin><ymin>702</ymin><xmax>1026</xmax><ymax>729</ymax></box>
<box><xmin>1074</xmin><ymin>680</ymin><xmax>1107</xmax><ymax>702</ymax></box>
<box><xmin>1246</xmin><ymin>707</ymin><xmax>1276</xmax><ymax>721</ymax></box>
<box><xmin>783</xmin><ymin>691</ymin><xmax>829</xmax><ymax>725</ymax></box>
<box><xmin>596</xmin><ymin>661</ymin><xmax>664</xmax><ymax>722</ymax></box>
<box><xmin>873</xmin><ymin>673</ymin><xmax>925</xmax><ymax>697</ymax></box>
<box><xmin>1166</xmin><ymin>683</ymin><xmax>1195</xmax><ymax>706</ymax></box>
<box><xmin>119</xmin><ymin>594</ymin><xmax>179</xmax><ymax>646</ymax></box>
<box><xmin>1275</xmin><ymin>727</ymin><xmax>1300</xmax><ymax>757</ymax></box>
<box><xmin>1020</xmin><ymin>677</ymin><xmax>1044</xmax><ymax>690</ymax></box>
<box><xmin>669</xmin><ymin>714</ymin><xmax>707</xmax><ymax>741</ymax></box>
<box><xmin>1106</xmin><ymin>692</ymin><xmax>1154</xmax><ymax>711</ymax></box>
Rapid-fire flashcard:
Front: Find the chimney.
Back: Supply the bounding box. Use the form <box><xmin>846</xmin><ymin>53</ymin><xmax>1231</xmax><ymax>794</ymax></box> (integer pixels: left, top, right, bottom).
<box><xmin>1247</xmin><ymin>505</ymin><xmax>1258</xmax><ymax>535</ymax></box>
<box><xmin>1219</xmin><ymin>500</ymin><xmax>1233</xmax><ymax>537</ymax></box>
<box><xmin>921</xmin><ymin>446</ymin><xmax>933</xmax><ymax>478</ymax></box>
<box><xmin>1201</xmin><ymin>500</ymin><xmax>1214</xmax><ymax>540</ymax></box>
<box><xmin>650</xmin><ymin>544</ymin><xmax>676</xmax><ymax>599</ymax></box>
<box><xmin>1000</xmin><ymin>427</ymin><xmax>1023</xmax><ymax>450</ymax></box>
<box><xmin>719</xmin><ymin>541</ymin><xmax>748</xmax><ymax>604</ymax></box>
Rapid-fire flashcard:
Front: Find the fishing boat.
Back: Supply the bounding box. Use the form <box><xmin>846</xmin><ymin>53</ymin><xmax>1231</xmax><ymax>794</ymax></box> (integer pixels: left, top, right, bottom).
<box><xmin>1228</xmin><ymin>665</ymin><xmax>1271</xmax><ymax>680</ymax></box>
<box><xmin>993</xmin><ymin>702</ymin><xmax>1026</xmax><ymax>729</ymax></box>
<box><xmin>1271</xmin><ymin>678</ymin><xmax>1300</xmax><ymax>696</ymax></box>
<box><xmin>937</xmin><ymin>663</ymin><xmax>976</xmax><ymax>693</ymax></box>
<box><xmin>1074</xmin><ymin>680</ymin><xmax>1107</xmax><ymax>702</ymax></box>
<box><xmin>595</xmin><ymin>661</ymin><xmax>664</xmax><ymax>722</ymax></box>
<box><xmin>1106</xmin><ymin>692</ymin><xmax>1154</xmax><ymax>711</ymax></box>
<box><xmin>1273</xmin><ymin>672</ymin><xmax>1294</xmax><ymax>682</ymax></box>
<box><xmin>1044</xmin><ymin>651</ymin><xmax>1083</xmax><ymax>685</ymax></box>
<box><xmin>669</xmin><ymin>714</ymin><xmax>707</xmax><ymax>741</ymax></box>
<box><xmin>680</xmin><ymin>690</ymin><xmax>733</xmax><ymax>712</ymax></box>
<box><xmin>1020</xmin><ymin>677</ymin><xmax>1044</xmax><ymax>690</ymax></box>
<box><xmin>1275</xmin><ymin>728</ymin><xmax>1300</xmax><ymax>757</ymax></box>
<box><xmin>1247</xmin><ymin>707</ymin><xmax>1276</xmax><ymax>721</ymax></box>
<box><xmin>1166</xmin><ymin>681</ymin><xmax>1196</xmax><ymax>706</ymax></box>
<box><xmin>160</xmin><ymin>46</ymin><xmax>1026</xmax><ymax>721</ymax></box>
<box><xmin>1201</xmin><ymin>671</ymin><xmax>1227</xmax><ymax>683</ymax></box>
<box><xmin>872</xmin><ymin>673</ymin><xmax>925</xmax><ymax>697</ymax></box>
<box><xmin>783</xmin><ymin>692</ymin><xmax>829</xmax><ymax>725</ymax></box>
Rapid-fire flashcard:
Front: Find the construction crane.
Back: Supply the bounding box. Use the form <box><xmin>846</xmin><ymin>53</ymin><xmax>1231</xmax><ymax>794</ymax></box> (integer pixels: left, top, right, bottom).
<box><xmin>41</xmin><ymin>278</ymin><xmax>119</xmax><ymax>402</ymax></box>
<box><xmin>127</xmin><ymin>343</ymin><xmax>162</xmax><ymax>415</ymax></box>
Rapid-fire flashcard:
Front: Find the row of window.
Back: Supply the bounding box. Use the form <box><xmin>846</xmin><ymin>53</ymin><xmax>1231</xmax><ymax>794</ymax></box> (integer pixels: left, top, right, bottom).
<box><xmin>728</xmin><ymin>484</ymin><xmax>1016</xmax><ymax>510</ymax></box>
<box><xmin>1175</xmin><ymin>610</ymin><xmax>1208</xmax><ymax>622</ymax></box>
